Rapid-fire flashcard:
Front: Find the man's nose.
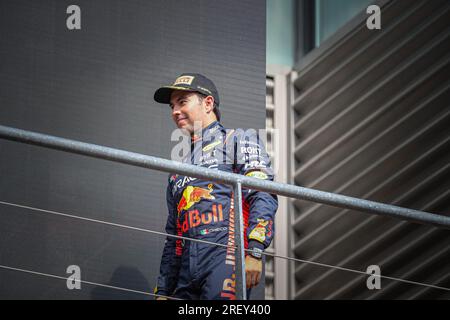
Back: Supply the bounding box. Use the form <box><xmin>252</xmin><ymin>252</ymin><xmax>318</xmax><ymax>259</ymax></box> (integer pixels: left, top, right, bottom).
<box><xmin>172</xmin><ymin>106</ymin><xmax>181</xmax><ymax>117</ymax></box>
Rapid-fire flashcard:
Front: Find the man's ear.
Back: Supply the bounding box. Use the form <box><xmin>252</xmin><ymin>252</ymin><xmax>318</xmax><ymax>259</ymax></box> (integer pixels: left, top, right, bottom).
<box><xmin>204</xmin><ymin>96</ymin><xmax>215</xmax><ymax>113</ymax></box>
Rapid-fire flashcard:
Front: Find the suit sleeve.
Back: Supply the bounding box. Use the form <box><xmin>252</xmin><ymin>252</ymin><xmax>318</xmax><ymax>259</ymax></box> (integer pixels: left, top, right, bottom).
<box><xmin>234</xmin><ymin>129</ymin><xmax>278</xmax><ymax>252</ymax></box>
<box><xmin>154</xmin><ymin>182</ymin><xmax>182</xmax><ymax>297</ymax></box>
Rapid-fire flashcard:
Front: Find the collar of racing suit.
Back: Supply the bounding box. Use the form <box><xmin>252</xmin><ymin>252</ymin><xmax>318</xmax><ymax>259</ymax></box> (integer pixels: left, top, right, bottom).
<box><xmin>191</xmin><ymin>121</ymin><xmax>222</xmax><ymax>144</ymax></box>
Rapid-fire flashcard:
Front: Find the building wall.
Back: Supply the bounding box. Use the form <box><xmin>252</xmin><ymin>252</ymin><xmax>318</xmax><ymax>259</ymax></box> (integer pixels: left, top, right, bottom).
<box><xmin>291</xmin><ymin>0</ymin><xmax>450</xmax><ymax>299</ymax></box>
<box><xmin>314</xmin><ymin>0</ymin><xmax>373</xmax><ymax>46</ymax></box>
<box><xmin>267</xmin><ymin>0</ymin><xmax>374</xmax><ymax>67</ymax></box>
<box><xmin>267</xmin><ymin>0</ymin><xmax>295</xmax><ymax>67</ymax></box>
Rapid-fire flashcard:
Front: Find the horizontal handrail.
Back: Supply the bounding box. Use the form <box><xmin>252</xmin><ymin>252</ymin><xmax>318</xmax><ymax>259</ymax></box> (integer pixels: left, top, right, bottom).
<box><xmin>1</xmin><ymin>124</ymin><xmax>449</xmax><ymax>229</ymax></box>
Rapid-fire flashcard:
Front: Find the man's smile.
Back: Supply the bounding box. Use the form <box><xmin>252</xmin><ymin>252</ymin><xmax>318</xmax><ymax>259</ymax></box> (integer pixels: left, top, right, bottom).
<box><xmin>177</xmin><ymin>117</ymin><xmax>188</xmax><ymax>125</ymax></box>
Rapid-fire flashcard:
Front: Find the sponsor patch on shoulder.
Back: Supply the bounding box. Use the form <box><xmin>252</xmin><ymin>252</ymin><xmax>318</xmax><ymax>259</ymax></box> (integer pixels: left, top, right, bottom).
<box><xmin>245</xmin><ymin>171</ymin><xmax>268</xmax><ymax>180</ymax></box>
<box><xmin>249</xmin><ymin>219</ymin><xmax>269</xmax><ymax>243</ymax></box>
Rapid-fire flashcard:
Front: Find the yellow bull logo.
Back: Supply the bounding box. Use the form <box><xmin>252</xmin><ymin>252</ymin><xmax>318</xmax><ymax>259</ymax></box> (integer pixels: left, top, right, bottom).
<box><xmin>177</xmin><ymin>184</ymin><xmax>215</xmax><ymax>214</ymax></box>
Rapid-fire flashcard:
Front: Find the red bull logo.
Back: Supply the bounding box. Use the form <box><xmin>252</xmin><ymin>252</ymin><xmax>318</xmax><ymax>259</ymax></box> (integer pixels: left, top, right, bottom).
<box><xmin>177</xmin><ymin>184</ymin><xmax>215</xmax><ymax>214</ymax></box>
<box><xmin>181</xmin><ymin>204</ymin><xmax>224</xmax><ymax>233</ymax></box>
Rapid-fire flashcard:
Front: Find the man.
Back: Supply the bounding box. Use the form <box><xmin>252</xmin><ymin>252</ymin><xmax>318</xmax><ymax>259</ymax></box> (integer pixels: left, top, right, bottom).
<box><xmin>153</xmin><ymin>73</ymin><xmax>278</xmax><ymax>300</ymax></box>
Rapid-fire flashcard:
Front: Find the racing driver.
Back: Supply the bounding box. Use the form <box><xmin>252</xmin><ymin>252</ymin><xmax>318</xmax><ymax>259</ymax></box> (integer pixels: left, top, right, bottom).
<box><xmin>153</xmin><ymin>73</ymin><xmax>278</xmax><ymax>300</ymax></box>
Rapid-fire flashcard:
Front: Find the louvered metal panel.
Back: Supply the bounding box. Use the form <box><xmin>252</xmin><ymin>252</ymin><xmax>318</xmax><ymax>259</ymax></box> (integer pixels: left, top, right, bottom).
<box><xmin>291</xmin><ymin>0</ymin><xmax>450</xmax><ymax>299</ymax></box>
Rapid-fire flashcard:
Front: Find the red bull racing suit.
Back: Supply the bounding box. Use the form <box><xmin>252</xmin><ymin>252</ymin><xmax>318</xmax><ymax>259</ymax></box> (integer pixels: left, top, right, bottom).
<box><xmin>155</xmin><ymin>121</ymin><xmax>278</xmax><ymax>299</ymax></box>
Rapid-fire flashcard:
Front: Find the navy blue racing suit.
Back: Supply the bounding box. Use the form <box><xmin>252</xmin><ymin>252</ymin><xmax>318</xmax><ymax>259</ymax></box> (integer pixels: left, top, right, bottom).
<box><xmin>154</xmin><ymin>121</ymin><xmax>278</xmax><ymax>300</ymax></box>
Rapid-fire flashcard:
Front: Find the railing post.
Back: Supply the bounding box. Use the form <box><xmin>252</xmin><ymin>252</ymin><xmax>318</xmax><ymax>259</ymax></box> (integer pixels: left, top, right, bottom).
<box><xmin>233</xmin><ymin>181</ymin><xmax>246</xmax><ymax>300</ymax></box>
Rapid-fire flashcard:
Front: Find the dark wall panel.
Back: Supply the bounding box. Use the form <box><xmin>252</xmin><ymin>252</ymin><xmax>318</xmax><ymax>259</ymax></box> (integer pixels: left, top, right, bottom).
<box><xmin>0</xmin><ymin>0</ymin><xmax>266</xmax><ymax>299</ymax></box>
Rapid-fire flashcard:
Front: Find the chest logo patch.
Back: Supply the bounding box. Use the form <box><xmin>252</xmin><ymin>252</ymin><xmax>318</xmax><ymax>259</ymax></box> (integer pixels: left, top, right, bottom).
<box><xmin>177</xmin><ymin>184</ymin><xmax>215</xmax><ymax>214</ymax></box>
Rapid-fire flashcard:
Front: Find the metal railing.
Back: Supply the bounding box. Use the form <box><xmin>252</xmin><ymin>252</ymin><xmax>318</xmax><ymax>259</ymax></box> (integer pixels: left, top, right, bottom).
<box><xmin>1</xmin><ymin>124</ymin><xmax>450</xmax><ymax>299</ymax></box>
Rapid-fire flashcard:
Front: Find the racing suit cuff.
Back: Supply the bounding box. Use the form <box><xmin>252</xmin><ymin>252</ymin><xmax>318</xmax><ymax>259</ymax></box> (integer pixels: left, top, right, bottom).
<box><xmin>154</xmin><ymin>287</ymin><xmax>169</xmax><ymax>299</ymax></box>
<box><xmin>248</xmin><ymin>240</ymin><xmax>265</xmax><ymax>251</ymax></box>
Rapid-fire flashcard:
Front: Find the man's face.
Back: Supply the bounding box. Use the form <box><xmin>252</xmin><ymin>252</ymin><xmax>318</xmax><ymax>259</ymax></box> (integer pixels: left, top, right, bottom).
<box><xmin>170</xmin><ymin>90</ymin><xmax>206</xmax><ymax>134</ymax></box>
